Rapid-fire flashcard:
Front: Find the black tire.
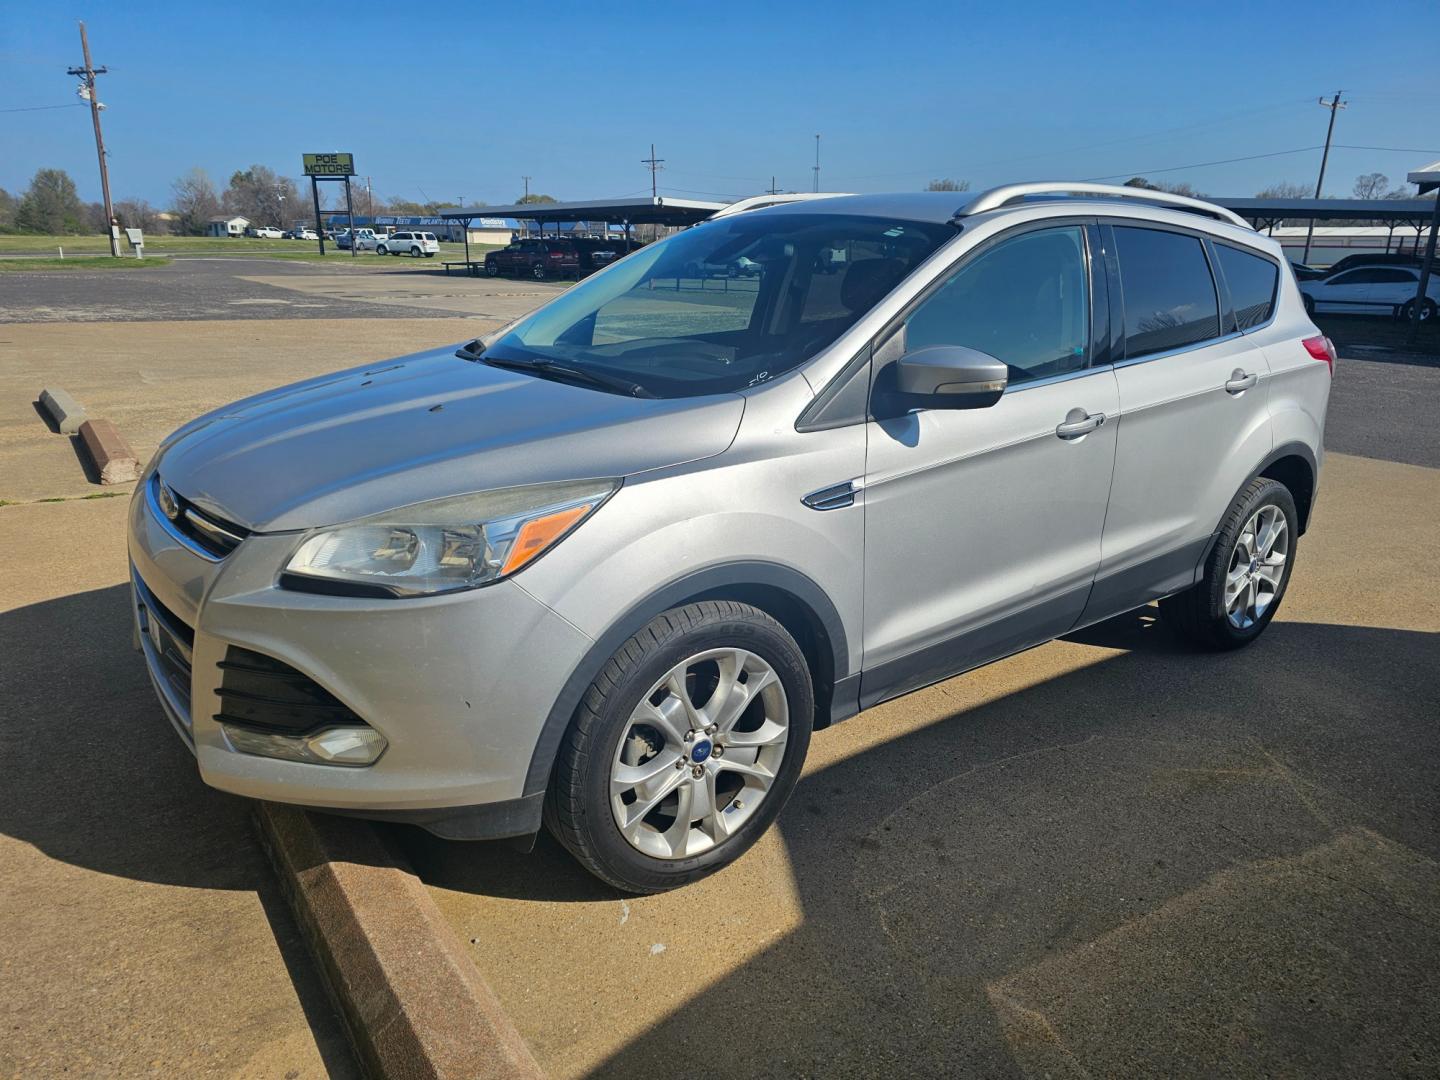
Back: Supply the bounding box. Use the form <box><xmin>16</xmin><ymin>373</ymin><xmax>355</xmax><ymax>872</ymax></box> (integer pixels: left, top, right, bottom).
<box><xmin>376</xmin><ymin>245</ymin><xmax>388</xmax><ymax>256</ymax></box>
<box><xmin>410</xmin><ymin>246</ymin><xmax>421</xmax><ymax>257</ymax></box>
<box><xmin>531</xmin><ymin>263</ymin><xmax>547</xmax><ymax>280</ymax></box>
<box><xmin>545</xmin><ymin>601</ymin><xmax>814</xmax><ymax>894</ymax></box>
<box><xmin>485</xmin><ymin>263</ymin><xmax>499</xmax><ymax>277</ymax></box>
<box><xmin>1160</xmin><ymin>477</ymin><xmax>1298</xmax><ymax>651</ymax></box>
<box><xmin>1399</xmin><ymin>298</ymin><xmax>1436</xmax><ymax>323</ymax></box>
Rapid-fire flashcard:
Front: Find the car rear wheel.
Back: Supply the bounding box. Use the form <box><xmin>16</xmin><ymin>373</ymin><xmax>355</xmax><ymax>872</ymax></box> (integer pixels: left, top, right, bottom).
<box><xmin>1400</xmin><ymin>298</ymin><xmax>1436</xmax><ymax>322</ymax></box>
<box><xmin>532</xmin><ymin>263</ymin><xmax>547</xmax><ymax>280</ymax></box>
<box><xmin>410</xmin><ymin>246</ymin><xmax>421</xmax><ymax>257</ymax></box>
<box><xmin>1160</xmin><ymin>477</ymin><xmax>1297</xmax><ymax>650</ymax></box>
<box><xmin>545</xmin><ymin>601</ymin><xmax>813</xmax><ymax>893</ymax></box>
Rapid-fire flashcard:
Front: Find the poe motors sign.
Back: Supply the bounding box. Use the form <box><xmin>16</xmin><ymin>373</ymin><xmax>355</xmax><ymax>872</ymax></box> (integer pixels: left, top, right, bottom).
<box><xmin>302</xmin><ymin>152</ymin><xmax>355</xmax><ymax>177</ymax></box>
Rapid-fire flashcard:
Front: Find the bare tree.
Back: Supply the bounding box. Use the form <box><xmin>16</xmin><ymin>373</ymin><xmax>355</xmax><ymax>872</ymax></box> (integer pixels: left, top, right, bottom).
<box><xmin>171</xmin><ymin>168</ymin><xmax>222</xmax><ymax>235</ymax></box>
<box><xmin>925</xmin><ymin>179</ymin><xmax>970</xmax><ymax>192</ymax></box>
<box><xmin>114</xmin><ymin>197</ymin><xmax>162</xmax><ymax>232</ymax></box>
<box><xmin>1124</xmin><ymin>176</ymin><xmax>1204</xmax><ymax>197</ymax></box>
<box><xmin>0</xmin><ymin>187</ymin><xmax>15</xmax><ymax>232</ymax></box>
<box><xmin>1352</xmin><ymin>172</ymin><xmax>1389</xmax><ymax>200</ymax></box>
<box><xmin>1255</xmin><ymin>181</ymin><xmax>1311</xmax><ymax>199</ymax></box>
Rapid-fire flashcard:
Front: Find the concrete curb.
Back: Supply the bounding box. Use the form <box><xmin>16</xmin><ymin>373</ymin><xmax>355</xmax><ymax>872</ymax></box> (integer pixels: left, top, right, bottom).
<box><xmin>254</xmin><ymin>803</ymin><xmax>543</xmax><ymax>1080</ymax></box>
<box><xmin>77</xmin><ymin>418</ymin><xmax>140</xmax><ymax>485</ymax></box>
<box><xmin>38</xmin><ymin>387</ymin><xmax>88</xmax><ymax>433</ymax></box>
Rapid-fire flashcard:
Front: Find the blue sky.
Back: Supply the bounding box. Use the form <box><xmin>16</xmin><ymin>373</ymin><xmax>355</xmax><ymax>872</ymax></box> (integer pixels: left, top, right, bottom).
<box><xmin>2</xmin><ymin>0</ymin><xmax>1436</xmax><ymax>208</ymax></box>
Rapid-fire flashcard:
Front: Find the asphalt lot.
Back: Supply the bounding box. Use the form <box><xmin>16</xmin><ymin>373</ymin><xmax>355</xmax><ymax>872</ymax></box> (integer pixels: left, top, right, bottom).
<box><xmin>1</xmin><ymin>258</ymin><xmax>1437</xmax><ymax>1077</ymax></box>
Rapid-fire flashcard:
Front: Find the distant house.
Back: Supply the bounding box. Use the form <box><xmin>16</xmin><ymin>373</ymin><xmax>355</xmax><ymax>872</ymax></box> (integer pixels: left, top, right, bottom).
<box><xmin>205</xmin><ymin>215</ymin><xmax>249</xmax><ymax>238</ymax></box>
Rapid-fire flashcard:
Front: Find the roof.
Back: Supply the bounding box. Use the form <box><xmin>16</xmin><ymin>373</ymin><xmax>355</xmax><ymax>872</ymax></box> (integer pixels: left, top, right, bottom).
<box><xmin>1407</xmin><ymin>160</ymin><xmax>1440</xmax><ymax>195</ymax></box>
<box><xmin>1216</xmin><ymin>198</ymin><xmax>1438</xmax><ymax>223</ymax></box>
<box><xmin>208</xmin><ymin>214</ymin><xmax>249</xmax><ymax>223</ymax></box>
<box><xmin>441</xmin><ymin>196</ymin><xmax>725</xmax><ymax>227</ymax></box>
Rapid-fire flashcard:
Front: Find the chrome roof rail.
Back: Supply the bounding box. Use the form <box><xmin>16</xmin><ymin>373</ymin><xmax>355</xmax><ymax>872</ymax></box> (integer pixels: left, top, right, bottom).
<box><xmin>957</xmin><ymin>182</ymin><xmax>1252</xmax><ymax>230</ymax></box>
<box><xmin>708</xmin><ymin>192</ymin><xmax>855</xmax><ymax>219</ymax></box>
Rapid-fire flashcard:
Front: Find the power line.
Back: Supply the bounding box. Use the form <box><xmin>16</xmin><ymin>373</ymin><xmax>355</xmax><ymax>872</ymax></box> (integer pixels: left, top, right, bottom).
<box><xmin>1083</xmin><ymin>145</ymin><xmax>1323</xmax><ymax>182</ymax></box>
<box><xmin>0</xmin><ymin>102</ymin><xmax>86</xmax><ymax>114</ymax></box>
<box><xmin>1334</xmin><ymin>144</ymin><xmax>1440</xmax><ymax>155</ymax></box>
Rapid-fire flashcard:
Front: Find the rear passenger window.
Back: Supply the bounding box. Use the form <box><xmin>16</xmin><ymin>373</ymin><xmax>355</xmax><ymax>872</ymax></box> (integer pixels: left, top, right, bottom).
<box><xmin>1114</xmin><ymin>227</ymin><xmax>1221</xmax><ymax>358</ymax></box>
<box><xmin>903</xmin><ymin>226</ymin><xmax>1090</xmax><ymax>386</ymax></box>
<box><xmin>1215</xmin><ymin>244</ymin><xmax>1279</xmax><ymax>331</ymax></box>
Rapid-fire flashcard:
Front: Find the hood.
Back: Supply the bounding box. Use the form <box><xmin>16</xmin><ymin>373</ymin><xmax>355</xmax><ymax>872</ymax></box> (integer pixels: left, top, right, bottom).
<box><xmin>157</xmin><ymin>346</ymin><xmax>744</xmax><ymax>532</ymax></box>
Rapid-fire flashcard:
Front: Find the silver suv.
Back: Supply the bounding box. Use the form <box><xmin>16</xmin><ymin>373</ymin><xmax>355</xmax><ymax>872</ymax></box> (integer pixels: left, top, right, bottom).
<box><xmin>128</xmin><ymin>183</ymin><xmax>1333</xmax><ymax>892</ymax></box>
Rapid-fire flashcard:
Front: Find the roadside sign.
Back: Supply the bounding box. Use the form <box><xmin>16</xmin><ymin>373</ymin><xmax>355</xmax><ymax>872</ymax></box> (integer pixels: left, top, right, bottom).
<box><xmin>302</xmin><ymin>152</ymin><xmax>355</xmax><ymax>176</ymax></box>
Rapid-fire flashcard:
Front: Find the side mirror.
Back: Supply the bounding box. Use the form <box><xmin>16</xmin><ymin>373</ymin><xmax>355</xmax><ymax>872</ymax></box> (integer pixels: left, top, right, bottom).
<box><xmin>896</xmin><ymin>344</ymin><xmax>1008</xmax><ymax>409</ymax></box>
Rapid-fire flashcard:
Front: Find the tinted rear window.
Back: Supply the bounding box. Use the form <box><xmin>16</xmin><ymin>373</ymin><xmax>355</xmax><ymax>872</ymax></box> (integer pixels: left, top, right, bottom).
<box><xmin>1114</xmin><ymin>227</ymin><xmax>1221</xmax><ymax>358</ymax></box>
<box><xmin>1215</xmin><ymin>244</ymin><xmax>1279</xmax><ymax>331</ymax></box>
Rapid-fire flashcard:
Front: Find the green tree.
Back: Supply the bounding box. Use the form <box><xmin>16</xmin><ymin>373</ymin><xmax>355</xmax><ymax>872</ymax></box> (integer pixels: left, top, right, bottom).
<box><xmin>925</xmin><ymin>179</ymin><xmax>970</xmax><ymax>192</ymax></box>
<box><xmin>171</xmin><ymin>168</ymin><xmax>222</xmax><ymax>235</ymax></box>
<box><xmin>517</xmin><ymin>193</ymin><xmax>558</xmax><ymax>204</ymax></box>
<box><xmin>224</xmin><ymin>165</ymin><xmax>300</xmax><ymax>227</ymax></box>
<box><xmin>0</xmin><ymin>186</ymin><xmax>16</xmax><ymax>232</ymax></box>
<box><xmin>14</xmin><ymin>168</ymin><xmax>87</xmax><ymax>234</ymax></box>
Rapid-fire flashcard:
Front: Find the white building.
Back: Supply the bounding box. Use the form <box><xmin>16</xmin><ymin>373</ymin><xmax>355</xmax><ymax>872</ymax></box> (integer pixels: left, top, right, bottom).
<box><xmin>205</xmin><ymin>215</ymin><xmax>250</xmax><ymax>238</ymax></box>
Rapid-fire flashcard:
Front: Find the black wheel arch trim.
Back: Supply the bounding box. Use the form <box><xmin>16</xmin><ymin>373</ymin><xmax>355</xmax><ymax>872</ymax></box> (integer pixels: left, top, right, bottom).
<box><xmin>1200</xmin><ymin>442</ymin><xmax>1318</xmax><ymax>569</ymax></box>
<box><xmin>522</xmin><ymin>561</ymin><xmax>850</xmax><ymax>797</ymax></box>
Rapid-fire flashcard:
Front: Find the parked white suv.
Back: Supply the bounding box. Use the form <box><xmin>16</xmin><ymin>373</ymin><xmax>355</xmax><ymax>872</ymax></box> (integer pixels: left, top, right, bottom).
<box><xmin>1300</xmin><ymin>264</ymin><xmax>1439</xmax><ymax>321</ymax></box>
<box><xmin>377</xmin><ymin>231</ymin><xmax>440</xmax><ymax>258</ymax></box>
<box><xmin>129</xmin><ymin>183</ymin><xmax>1332</xmax><ymax>892</ymax></box>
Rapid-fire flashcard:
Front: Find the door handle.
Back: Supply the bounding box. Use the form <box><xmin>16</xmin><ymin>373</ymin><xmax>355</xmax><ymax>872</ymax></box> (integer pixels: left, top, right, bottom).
<box><xmin>1225</xmin><ymin>369</ymin><xmax>1258</xmax><ymax>395</ymax></box>
<box><xmin>1055</xmin><ymin>409</ymin><xmax>1105</xmax><ymax>440</ymax></box>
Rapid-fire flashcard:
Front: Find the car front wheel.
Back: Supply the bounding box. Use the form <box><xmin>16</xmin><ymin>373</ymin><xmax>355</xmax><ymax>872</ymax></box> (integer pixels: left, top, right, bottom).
<box><xmin>1160</xmin><ymin>477</ymin><xmax>1297</xmax><ymax>650</ymax></box>
<box><xmin>545</xmin><ymin>601</ymin><xmax>813</xmax><ymax>893</ymax></box>
<box><xmin>532</xmin><ymin>263</ymin><xmax>547</xmax><ymax>280</ymax></box>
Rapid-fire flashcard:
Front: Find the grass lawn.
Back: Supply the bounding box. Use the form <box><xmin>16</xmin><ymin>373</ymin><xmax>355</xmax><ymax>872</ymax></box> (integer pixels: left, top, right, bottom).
<box><xmin>0</xmin><ymin>234</ymin><xmax>502</xmax><ymax>261</ymax></box>
<box><xmin>0</xmin><ymin>256</ymin><xmax>172</xmax><ymax>271</ymax></box>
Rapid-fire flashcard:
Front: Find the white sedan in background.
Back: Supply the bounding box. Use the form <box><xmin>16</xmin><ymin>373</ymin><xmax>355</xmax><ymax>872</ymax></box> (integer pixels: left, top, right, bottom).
<box><xmin>1300</xmin><ymin>264</ymin><xmax>1439</xmax><ymax>321</ymax></box>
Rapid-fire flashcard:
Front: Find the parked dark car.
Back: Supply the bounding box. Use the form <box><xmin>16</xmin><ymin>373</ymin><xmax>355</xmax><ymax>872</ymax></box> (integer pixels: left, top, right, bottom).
<box><xmin>1322</xmin><ymin>252</ymin><xmax>1425</xmax><ymax>278</ymax></box>
<box><xmin>484</xmin><ymin>238</ymin><xmax>581</xmax><ymax>280</ymax></box>
<box><xmin>568</xmin><ymin>236</ymin><xmax>624</xmax><ymax>274</ymax></box>
<box><xmin>1289</xmin><ymin>261</ymin><xmax>1327</xmax><ymax>281</ymax></box>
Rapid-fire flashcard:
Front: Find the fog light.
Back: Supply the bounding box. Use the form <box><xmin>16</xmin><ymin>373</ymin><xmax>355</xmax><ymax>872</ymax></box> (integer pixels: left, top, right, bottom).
<box><xmin>222</xmin><ymin>723</ymin><xmax>388</xmax><ymax>767</ymax></box>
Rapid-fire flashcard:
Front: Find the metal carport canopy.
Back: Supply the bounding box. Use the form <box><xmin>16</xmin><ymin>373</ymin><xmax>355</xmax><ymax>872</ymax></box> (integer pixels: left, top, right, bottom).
<box><xmin>1214</xmin><ymin>197</ymin><xmax>1439</xmax><ymax>228</ymax></box>
<box><xmin>439</xmin><ymin>195</ymin><xmax>727</xmax><ymax>227</ymax></box>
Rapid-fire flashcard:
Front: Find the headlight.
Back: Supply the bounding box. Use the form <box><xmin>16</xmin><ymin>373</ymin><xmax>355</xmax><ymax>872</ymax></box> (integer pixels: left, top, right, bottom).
<box><xmin>283</xmin><ymin>479</ymin><xmax>618</xmax><ymax>597</ymax></box>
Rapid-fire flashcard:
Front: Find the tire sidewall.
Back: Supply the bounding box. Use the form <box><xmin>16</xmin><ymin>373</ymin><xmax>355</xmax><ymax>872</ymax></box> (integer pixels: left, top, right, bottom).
<box><xmin>1201</xmin><ymin>479</ymin><xmax>1298</xmax><ymax>645</ymax></box>
<box><xmin>573</xmin><ymin>616</ymin><xmax>813</xmax><ymax>891</ymax></box>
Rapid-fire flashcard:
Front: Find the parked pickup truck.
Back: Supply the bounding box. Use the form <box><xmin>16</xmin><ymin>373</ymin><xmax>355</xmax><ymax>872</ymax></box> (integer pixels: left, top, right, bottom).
<box><xmin>483</xmin><ymin>238</ymin><xmax>580</xmax><ymax>280</ymax></box>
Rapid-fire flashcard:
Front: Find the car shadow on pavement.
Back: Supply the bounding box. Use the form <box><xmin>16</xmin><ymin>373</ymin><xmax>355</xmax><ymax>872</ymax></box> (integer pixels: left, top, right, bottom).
<box><xmin>410</xmin><ymin>612</ymin><xmax>1440</xmax><ymax>1077</ymax></box>
<box><xmin>0</xmin><ymin>583</ymin><xmax>358</xmax><ymax>1076</ymax></box>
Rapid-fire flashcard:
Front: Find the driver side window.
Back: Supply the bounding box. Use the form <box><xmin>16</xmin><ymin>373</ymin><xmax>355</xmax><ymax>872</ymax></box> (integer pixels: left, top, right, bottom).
<box><xmin>903</xmin><ymin>226</ymin><xmax>1091</xmax><ymax>386</ymax></box>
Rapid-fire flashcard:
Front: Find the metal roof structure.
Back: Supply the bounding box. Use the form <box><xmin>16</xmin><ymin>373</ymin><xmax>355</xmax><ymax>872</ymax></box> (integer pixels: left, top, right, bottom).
<box><xmin>440</xmin><ymin>196</ymin><xmax>726</xmax><ymax>227</ymax></box>
<box><xmin>1214</xmin><ymin>197</ymin><xmax>1438</xmax><ymax>230</ymax></box>
<box><xmin>1407</xmin><ymin>160</ymin><xmax>1440</xmax><ymax>195</ymax></box>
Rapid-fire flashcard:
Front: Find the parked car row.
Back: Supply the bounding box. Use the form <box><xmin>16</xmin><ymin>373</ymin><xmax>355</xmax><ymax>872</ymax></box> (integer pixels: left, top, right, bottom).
<box><xmin>483</xmin><ymin>236</ymin><xmax>634</xmax><ymax>279</ymax></box>
<box><xmin>1296</xmin><ymin>256</ymin><xmax>1439</xmax><ymax>321</ymax></box>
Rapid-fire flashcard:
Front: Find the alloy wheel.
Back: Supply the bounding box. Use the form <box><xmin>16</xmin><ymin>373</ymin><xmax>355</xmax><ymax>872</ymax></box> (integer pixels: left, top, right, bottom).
<box><xmin>609</xmin><ymin>648</ymin><xmax>789</xmax><ymax>860</ymax></box>
<box><xmin>1225</xmin><ymin>504</ymin><xmax>1288</xmax><ymax>629</ymax></box>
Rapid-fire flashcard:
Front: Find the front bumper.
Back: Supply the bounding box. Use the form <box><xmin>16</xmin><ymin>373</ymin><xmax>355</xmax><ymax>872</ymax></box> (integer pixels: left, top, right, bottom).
<box><xmin>126</xmin><ymin>477</ymin><xmax>593</xmax><ymax>837</ymax></box>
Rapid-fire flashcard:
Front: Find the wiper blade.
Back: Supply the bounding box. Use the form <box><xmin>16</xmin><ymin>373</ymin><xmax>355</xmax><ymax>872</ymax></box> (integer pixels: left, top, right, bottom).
<box><xmin>482</xmin><ymin>355</ymin><xmax>656</xmax><ymax>399</ymax></box>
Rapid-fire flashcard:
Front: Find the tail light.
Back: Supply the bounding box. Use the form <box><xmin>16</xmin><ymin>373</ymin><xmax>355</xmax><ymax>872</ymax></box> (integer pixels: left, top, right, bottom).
<box><xmin>1302</xmin><ymin>335</ymin><xmax>1336</xmax><ymax>376</ymax></box>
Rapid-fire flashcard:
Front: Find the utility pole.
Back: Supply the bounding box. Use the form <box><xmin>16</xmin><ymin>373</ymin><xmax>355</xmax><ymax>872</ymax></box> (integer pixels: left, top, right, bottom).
<box><xmin>1303</xmin><ymin>90</ymin><xmax>1347</xmax><ymax>263</ymax></box>
<box><xmin>813</xmin><ymin>134</ymin><xmax>820</xmax><ymax>193</ymax></box>
<box><xmin>522</xmin><ymin>176</ymin><xmax>531</xmax><ymax>201</ymax></box>
<box><xmin>768</xmin><ymin>176</ymin><xmax>780</xmax><ymax>195</ymax></box>
<box><xmin>67</xmin><ymin>22</ymin><xmax>118</xmax><ymax>256</ymax></box>
<box><xmin>642</xmin><ymin>144</ymin><xmax>664</xmax><ymax>199</ymax></box>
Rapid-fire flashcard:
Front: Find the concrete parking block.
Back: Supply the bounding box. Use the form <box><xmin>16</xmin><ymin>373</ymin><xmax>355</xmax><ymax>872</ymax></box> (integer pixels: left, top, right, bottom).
<box><xmin>38</xmin><ymin>386</ymin><xmax>87</xmax><ymax>433</ymax></box>
<box><xmin>77</xmin><ymin>417</ymin><xmax>140</xmax><ymax>484</ymax></box>
<box><xmin>256</xmin><ymin>803</ymin><xmax>543</xmax><ymax>1080</ymax></box>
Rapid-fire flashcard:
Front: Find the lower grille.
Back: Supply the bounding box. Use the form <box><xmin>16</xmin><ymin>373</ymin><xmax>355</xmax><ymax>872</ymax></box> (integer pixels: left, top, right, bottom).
<box><xmin>216</xmin><ymin>646</ymin><xmax>368</xmax><ymax>736</ymax></box>
<box><xmin>133</xmin><ymin>573</ymin><xmax>195</xmax><ymax>735</ymax></box>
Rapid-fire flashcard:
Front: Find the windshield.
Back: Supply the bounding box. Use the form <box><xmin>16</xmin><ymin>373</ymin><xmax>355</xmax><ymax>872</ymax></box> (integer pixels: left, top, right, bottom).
<box><xmin>483</xmin><ymin>213</ymin><xmax>953</xmax><ymax>398</ymax></box>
